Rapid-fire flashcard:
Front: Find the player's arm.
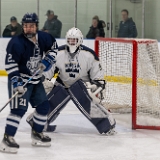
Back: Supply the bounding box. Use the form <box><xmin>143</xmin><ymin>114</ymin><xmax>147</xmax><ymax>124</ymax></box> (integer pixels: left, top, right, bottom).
<box><xmin>5</xmin><ymin>41</ymin><xmax>26</xmax><ymax>96</ymax></box>
<box><xmin>86</xmin><ymin>50</ymin><xmax>106</xmax><ymax>103</ymax></box>
<box><xmin>89</xmin><ymin>51</ymin><xmax>104</xmax><ymax>81</ymax></box>
<box><xmin>45</xmin><ymin>34</ymin><xmax>58</xmax><ymax>58</ymax></box>
<box><xmin>5</xmin><ymin>42</ymin><xmax>21</xmax><ymax>79</ymax></box>
<box><xmin>39</xmin><ymin>35</ymin><xmax>58</xmax><ymax>73</ymax></box>
<box><xmin>89</xmin><ymin>53</ymin><xmax>105</xmax><ymax>90</ymax></box>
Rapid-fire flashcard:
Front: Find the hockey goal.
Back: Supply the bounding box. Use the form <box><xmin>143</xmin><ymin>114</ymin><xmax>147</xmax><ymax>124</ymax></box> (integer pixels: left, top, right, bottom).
<box><xmin>95</xmin><ymin>37</ymin><xmax>160</xmax><ymax>130</ymax></box>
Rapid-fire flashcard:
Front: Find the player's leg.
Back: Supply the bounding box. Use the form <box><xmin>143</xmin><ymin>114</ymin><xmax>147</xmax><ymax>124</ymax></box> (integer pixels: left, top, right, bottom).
<box><xmin>0</xmin><ymin>80</ymin><xmax>30</xmax><ymax>153</ymax></box>
<box><xmin>29</xmin><ymin>81</ymin><xmax>52</xmax><ymax>146</ymax></box>
<box><xmin>27</xmin><ymin>84</ymin><xmax>70</xmax><ymax>132</ymax></box>
<box><xmin>68</xmin><ymin>79</ymin><xmax>116</xmax><ymax>135</ymax></box>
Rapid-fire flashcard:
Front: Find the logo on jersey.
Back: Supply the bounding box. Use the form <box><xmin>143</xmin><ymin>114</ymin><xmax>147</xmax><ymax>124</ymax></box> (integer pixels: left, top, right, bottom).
<box><xmin>34</xmin><ymin>43</ymin><xmax>40</xmax><ymax>57</ymax></box>
<box><xmin>65</xmin><ymin>63</ymin><xmax>80</xmax><ymax>78</ymax></box>
<box><xmin>27</xmin><ymin>55</ymin><xmax>41</xmax><ymax>74</ymax></box>
<box><xmin>26</xmin><ymin>43</ymin><xmax>41</xmax><ymax>74</ymax></box>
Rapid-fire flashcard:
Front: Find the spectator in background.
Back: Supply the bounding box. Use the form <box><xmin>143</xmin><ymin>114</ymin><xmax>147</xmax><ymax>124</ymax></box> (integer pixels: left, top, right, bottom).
<box><xmin>86</xmin><ymin>16</ymin><xmax>105</xmax><ymax>39</ymax></box>
<box><xmin>93</xmin><ymin>15</ymin><xmax>106</xmax><ymax>32</ymax></box>
<box><xmin>2</xmin><ymin>16</ymin><xmax>22</xmax><ymax>37</ymax></box>
<box><xmin>117</xmin><ymin>9</ymin><xmax>137</xmax><ymax>38</ymax></box>
<box><xmin>42</xmin><ymin>10</ymin><xmax>62</xmax><ymax>38</ymax></box>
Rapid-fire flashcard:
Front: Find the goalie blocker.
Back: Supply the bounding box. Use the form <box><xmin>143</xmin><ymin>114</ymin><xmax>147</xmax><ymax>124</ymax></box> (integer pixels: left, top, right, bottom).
<box><xmin>41</xmin><ymin>79</ymin><xmax>116</xmax><ymax>134</ymax></box>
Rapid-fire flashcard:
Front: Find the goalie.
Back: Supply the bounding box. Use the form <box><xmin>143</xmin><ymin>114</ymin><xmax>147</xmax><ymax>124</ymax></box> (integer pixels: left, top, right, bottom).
<box><xmin>27</xmin><ymin>27</ymin><xmax>116</xmax><ymax>135</ymax></box>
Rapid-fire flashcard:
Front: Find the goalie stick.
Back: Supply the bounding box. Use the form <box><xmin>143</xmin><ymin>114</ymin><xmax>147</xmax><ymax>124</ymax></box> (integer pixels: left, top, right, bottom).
<box><xmin>0</xmin><ymin>69</ymin><xmax>41</xmax><ymax>113</ymax></box>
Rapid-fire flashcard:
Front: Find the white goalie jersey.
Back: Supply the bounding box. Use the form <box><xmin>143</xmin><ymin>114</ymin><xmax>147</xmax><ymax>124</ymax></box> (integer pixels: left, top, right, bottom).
<box><xmin>43</xmin><ymin>44</ymin><xmax>104</xmax><ymax>87</ymax></box>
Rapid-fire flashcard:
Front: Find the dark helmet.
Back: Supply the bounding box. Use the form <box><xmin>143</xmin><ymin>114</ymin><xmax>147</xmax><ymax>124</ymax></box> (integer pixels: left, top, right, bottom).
<box><xmin>22</xmin><ymin>13</ymin><xmax>39</xmax><ymax>38</ymax></box>
<box><xmin>22</xmin><ymin>13</ymin><xmax>39</xmax><ymax>25</ymax></box>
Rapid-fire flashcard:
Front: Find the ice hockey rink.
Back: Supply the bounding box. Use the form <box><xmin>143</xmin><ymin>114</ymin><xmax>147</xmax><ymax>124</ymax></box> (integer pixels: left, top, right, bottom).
<box><xmin>0</xmin><ymin>76</ymin><xmax>160</xmax><ymax>160</ymax></box>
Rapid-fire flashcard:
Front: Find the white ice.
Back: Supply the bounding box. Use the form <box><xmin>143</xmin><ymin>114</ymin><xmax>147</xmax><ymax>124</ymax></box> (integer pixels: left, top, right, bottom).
<box><xmin>0</xmin><ymin>76</ymin><xmax>160</xmax><ymax>160</ymax></box>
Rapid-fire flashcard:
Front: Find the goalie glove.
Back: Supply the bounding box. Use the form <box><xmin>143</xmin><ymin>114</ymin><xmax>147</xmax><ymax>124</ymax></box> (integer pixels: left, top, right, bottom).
<box><xmin>90</xmin><ymin>80</ymin><xmax>106</xmax><ymax>90</ymax></box>
<box><xmin>85</xmin><ymin>80</ymin><xmax>106</xmax><ymax>104</ymax></box>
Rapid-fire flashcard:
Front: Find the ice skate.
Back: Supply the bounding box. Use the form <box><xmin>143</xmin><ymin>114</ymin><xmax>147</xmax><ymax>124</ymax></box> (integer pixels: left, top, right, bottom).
<box><xmin>104</xmin><ymin>128</ymin><xmax>117</xmax><ymax>136</ymax></box>
<box><xmin>103</xmin><ymin>119</ymin><xmax>117</xmax><ymax>135</ymax></box>
<box><xmin>31</xmin><ymin>129</ymin><xmax>51</xmax><ymax>147</ymax></box>
<box><xmin>0</xmin><ymin>134</ymin><xmax>19</xmax><ymax>153</ymax></box>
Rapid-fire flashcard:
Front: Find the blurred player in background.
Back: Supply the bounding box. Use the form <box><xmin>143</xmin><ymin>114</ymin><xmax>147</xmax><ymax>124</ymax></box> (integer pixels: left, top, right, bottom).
<box><xmin>27</xmin><ymin>27</ymin><xmax>116</xmax><ymax>135</ymax></box>
<box><xmin>0</xmin><ymin>13</ymin><xmax>58</xmax><ymax>153</ymax></box>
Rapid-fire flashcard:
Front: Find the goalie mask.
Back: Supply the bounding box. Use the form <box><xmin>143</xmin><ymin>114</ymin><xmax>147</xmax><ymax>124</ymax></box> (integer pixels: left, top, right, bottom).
<box><xmin>66</xmin><ymin>27</ymin><xmax>83</xmax><ymax>53</ymax></box>
<box><xmin>22</xmin><ymin>13</ymin><xmax>39</xmax><ymax>38</ymax></box>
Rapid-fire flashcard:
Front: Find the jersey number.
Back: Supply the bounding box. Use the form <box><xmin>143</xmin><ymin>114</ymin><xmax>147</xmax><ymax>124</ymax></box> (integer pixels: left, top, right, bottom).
<box><xmin>8</xmin><ymin>54</ymin><xmax>14</xmax><ymax>63</ymax></box>
<box><xmin>19</xmin><ymin>98</ymin><xmax>26</xmax><ymax>106</ymax></box>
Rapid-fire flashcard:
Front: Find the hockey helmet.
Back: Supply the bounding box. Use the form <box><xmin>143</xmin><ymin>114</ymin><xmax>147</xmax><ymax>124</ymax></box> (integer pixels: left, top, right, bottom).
<box><xmin>22</xmin><ymin>13</ymin><xmax>39</xmax><ymax>38</ymax></box>
<box><xmin>65</xmin><ymin>27</ymin><xmax>83</xmax><ymax>53</ymax></box>
<box><xmin>22</xmin><ymin>13</ymin><xmax>39</xmax><ymax>25</ymax></box>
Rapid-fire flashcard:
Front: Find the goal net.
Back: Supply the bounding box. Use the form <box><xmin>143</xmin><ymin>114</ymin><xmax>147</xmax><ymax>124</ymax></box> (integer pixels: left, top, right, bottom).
<box><xmin>95</xmin><ymin>37</ymin><xmax>160</xmax><ymax>129</ymax></box>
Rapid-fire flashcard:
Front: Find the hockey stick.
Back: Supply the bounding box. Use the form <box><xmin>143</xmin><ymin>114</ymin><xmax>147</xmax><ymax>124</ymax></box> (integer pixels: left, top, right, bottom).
<box><xmin>0</xmin><ymin>69</ymin><xmax>41</xmax><ymax>113</ymax></box>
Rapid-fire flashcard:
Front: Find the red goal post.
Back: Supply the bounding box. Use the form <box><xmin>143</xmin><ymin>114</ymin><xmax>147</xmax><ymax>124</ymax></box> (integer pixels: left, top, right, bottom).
<box><xmin>95</xmin><ymin>37</ymin><xmax>160</xmax><ymax>130</ymax></box>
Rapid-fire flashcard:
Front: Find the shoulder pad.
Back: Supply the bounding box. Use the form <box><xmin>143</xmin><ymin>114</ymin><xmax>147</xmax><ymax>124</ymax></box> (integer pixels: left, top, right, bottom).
<box><xmin>58</xmin><ymin>45</ymin><xmax>66</xmax><ymax>51</ymax></box>
<box><xmin>81</xmin><ymin>45</ymin><xmax>99</xmax><ymax>61</ymax></box>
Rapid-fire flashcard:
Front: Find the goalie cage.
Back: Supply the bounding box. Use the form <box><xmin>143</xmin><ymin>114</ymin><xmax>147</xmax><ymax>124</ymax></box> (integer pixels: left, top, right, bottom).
<box><xmin>95</xmin><ymin>37</ymin><xmax>160</xmax><ymax>130</ymax></box>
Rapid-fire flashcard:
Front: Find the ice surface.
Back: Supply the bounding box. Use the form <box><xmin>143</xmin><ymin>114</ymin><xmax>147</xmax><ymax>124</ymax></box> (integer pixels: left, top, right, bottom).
<box><xmin>0</xmin><ymin>77</ymin><xmax>160</xmax><ymax>160</ymax></box>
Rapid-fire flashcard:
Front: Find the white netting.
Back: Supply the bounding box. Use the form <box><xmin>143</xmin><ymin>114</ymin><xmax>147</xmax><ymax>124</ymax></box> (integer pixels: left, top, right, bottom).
<box><xmin>97</xmin><ymin>38</ymin><xmax>160</xmax><ymax>127</ymax></box>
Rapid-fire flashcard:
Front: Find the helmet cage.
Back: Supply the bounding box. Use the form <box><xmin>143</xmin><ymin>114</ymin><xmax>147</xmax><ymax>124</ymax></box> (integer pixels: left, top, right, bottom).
<box><xmin>66</xmin><ymin>27</ymin><xmax>83</xmax><ymax>53</ymax></box>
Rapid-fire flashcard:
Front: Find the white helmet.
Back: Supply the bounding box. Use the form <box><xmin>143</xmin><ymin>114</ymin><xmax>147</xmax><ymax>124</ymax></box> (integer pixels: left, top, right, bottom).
<box><xmin>65</xmin><ymin>27</ymin><xmax>83</xmax><ymax>53</ymax></box>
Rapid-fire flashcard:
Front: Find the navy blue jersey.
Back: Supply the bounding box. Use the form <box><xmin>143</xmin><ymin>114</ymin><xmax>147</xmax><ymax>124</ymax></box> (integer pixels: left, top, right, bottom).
<box><xmin>5</xmin><ymin>31</ymin><xmax>58</xmax><ymax>84</ymax></box>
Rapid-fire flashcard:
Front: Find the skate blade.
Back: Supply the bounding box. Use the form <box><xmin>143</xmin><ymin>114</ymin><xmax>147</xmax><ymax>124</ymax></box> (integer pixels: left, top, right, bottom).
<box><xmin>32</xmin><ymin>139</ymin><xmax>51</xmax><ymax>147</ymax></box>
<box><xmin>0</xmin><ymin>142</ymin><xmax>18</xmax><ymax>154</ymax></box>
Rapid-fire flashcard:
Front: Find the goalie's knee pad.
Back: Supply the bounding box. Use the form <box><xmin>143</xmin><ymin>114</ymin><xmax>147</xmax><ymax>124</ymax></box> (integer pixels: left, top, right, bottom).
<box><xmin>69</xmin><ymin>79</ymin><xmax>116</xmax><ymax>134</ymax></box>
<box><xmin>47</xmin><ymin>85</ymin><xmax>70</xmax><ymax>124</ymax></box>
<box><xmin>69</xmin><ymin>80</ymin><xmax>91</xmax><ymax>113</ymax></box>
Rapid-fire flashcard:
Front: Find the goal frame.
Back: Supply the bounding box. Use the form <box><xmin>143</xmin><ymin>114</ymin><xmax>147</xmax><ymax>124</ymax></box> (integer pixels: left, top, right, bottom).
<box><xmin>95</xmin><ymin>37</ymin><xmax>160</xmax><ymax>130</ymax></box>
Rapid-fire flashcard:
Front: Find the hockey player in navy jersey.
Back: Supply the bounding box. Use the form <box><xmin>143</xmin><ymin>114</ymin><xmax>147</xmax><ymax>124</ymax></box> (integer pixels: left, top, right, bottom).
<box><xmin>27</xmin><ymin>27</ymin><xmax>116</xmax><ymax>135</ymax></box>
<box><xmin>0</xmin><ymin>13</ymin><xmax>58</xmax><ymax>153</ymax></box>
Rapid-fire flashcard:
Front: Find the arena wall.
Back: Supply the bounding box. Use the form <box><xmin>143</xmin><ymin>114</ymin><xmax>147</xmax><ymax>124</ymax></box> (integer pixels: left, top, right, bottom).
<box><xmin>0</xmin><ymin>38</ymin><xmax>159</xmax><ymax>76</ymax></box>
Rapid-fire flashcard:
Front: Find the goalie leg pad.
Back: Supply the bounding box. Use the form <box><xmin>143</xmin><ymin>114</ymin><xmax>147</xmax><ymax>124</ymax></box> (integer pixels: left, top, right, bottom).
<box><xmin>27</xmin><ymin>85</ymin><xmax>70</xmax><ymax>132</ymax></box>
<box><xmin>68</xmin><ymin>80</ymin><xmax>116</xmax><ymax>134</ymax></box>
<box><xmin>47</xmin><ymin>85</ymin><xmax>71</xmax><ymax>124</ymax></box>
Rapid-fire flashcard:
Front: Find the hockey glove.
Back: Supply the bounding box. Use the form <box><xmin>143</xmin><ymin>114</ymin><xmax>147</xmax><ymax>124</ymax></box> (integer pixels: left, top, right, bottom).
<box><xmin>85</xmin><ymin>80</ymin><xmax>106</xmax><ymax>104</ymax></box>
<box><xmin>90</xmin><ymin>80</ymin><xmax>106</xmax><ymax>90</ymax></box>
<box><xmin>11</xmin><ymin>76</ymin><xmax>27</xmax><ymax>97</ymax></box>
<box><xmin>39</xmin><ymin>54</ymin><xmax>56</xmax><ymax>72</ymax></box>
